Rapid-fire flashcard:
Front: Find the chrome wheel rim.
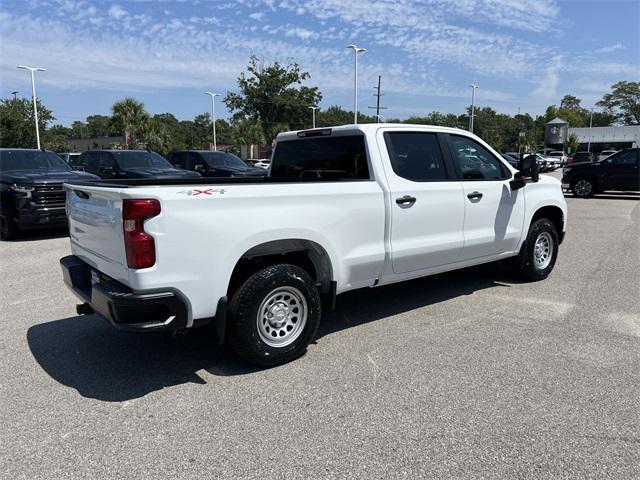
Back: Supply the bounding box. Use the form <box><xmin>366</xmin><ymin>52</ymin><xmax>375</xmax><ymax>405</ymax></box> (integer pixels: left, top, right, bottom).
<box><xmin>574</xmin><ymin>180</ymin><xmax>592</xmax><ymax>196</ymax></box>
<box><xmin>533</xmin><ymin>232</ymin><xmax>553</xmax><ymax>270</ymax></box>
<box><xmin>257</xmin><ymin>287</ymin><xmax>307</xmax><ymax>348</ymax></box>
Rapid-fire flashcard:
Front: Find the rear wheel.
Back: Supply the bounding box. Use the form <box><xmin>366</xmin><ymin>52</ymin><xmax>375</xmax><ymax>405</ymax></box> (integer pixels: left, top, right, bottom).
<box><xmin>513</xmin><ymin>218</ymin><xmax>559</xmax><ymax>281</ymax></box>
<box><xmin>572</xmin><ymin>177</ymin><xmax>595</xmax><ymax>198</ymax></box>
<box><xmin>228</xmin><ymin>264</ymin><xmax>321</xmax><ymax>366</ymax></box>
<box><xmin>0</xmin><ymin>216</ymin><xmax>19</xmax><ymax>240</ymax></box>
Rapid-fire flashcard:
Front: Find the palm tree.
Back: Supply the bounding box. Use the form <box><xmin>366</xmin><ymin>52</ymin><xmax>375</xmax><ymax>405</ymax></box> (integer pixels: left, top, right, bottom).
<box><xmin>111</xmin><ymin>97</ymin><xmax>148</xmax><ymax>148</ymax></box>
<box><xmin>232</xmin><ymin>119</ymin><xmax>266</xmax><ymax>158</ymax></box>
<box><xmin>142</xmin><ymin>118</ymin><xmax>170</xmax><ymax>155</ymax></box>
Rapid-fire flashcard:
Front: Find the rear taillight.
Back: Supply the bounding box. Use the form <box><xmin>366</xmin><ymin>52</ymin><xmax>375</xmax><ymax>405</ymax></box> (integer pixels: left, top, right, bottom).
<box><xmin>122</xmin><ymin>199</ymin><xmax>161</xmax><ymax>269</ymax></box>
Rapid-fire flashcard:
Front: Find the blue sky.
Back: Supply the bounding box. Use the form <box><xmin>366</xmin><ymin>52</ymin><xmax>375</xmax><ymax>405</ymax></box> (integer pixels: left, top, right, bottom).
<box><xmin>1</xmin><ymin>0</ymin><xmax>638</xmax><ymax>126</ymax></box>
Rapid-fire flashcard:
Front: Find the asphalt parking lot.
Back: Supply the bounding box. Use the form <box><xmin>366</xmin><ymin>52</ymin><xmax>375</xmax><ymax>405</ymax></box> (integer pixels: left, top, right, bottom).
<box><xmin>1</xmin><ymin>176</ymin><xmax>639</xmax><ymax>479</ymax></box>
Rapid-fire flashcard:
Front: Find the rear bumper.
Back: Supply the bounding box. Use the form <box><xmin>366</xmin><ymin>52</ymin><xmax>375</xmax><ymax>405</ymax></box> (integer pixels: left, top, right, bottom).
<box><xmin>60</xmin><ymin>255</ymin><xmax>190</xmax><ymax>332</ymax></box>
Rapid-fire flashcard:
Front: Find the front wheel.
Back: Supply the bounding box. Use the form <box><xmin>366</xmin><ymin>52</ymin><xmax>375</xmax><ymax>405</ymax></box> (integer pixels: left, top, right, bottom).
<box><xmin>228</xmin><ymin>264</ymin><xmax>321</xmax><ymax>366</ymax></box>
<box><xmin>0</xmin><ymin>216</ymin><xmax>19</xmax><ymax>240</ymax></box>
<box><xmin>513</xmin><ymin>218</ymin><xmax>559</xmax><ymax>281</ymax></box>
<box><xmin>572</xmin><ymin>178</ymin><xmax>595</xmax><ymax>198</ymax></box>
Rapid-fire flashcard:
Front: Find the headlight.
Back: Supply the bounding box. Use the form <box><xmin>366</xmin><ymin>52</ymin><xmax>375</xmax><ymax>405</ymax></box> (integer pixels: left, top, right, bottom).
<box><xmin>10</xmin><ymin>184</ymin><xmax>35</xmax><ymax>192</ymax></box>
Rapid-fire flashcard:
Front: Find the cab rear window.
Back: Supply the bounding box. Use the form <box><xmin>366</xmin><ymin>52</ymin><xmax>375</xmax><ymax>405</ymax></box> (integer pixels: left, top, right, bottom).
<box><xmin>271</xmin><ymin>135</ymin><xmax>370</xmax><ymax>181</ymax></box>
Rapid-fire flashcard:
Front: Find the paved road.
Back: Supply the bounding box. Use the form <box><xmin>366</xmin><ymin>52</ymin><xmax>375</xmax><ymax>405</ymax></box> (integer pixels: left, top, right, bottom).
<box><xmin>1</xmin><ymin>183</ymin><xmax>639</xmax><ymax>479</ymax></box>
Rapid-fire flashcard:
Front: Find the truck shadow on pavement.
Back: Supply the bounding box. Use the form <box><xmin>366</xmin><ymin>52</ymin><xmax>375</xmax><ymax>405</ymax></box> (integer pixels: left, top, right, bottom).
<box><xmin>28</xmin><ymin>263</ymin><xmax>515</xmax><ymax>402</ymax></box>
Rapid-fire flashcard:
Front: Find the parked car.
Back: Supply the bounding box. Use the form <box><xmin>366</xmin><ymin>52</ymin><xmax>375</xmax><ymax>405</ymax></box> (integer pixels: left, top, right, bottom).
<box><xmin>249</xmin><ymin>158</ymin><xmax>271</xmax><ymax>169</ymax></box>
<box><xmin>501</xmin><ymin>153</ymin><xmax>519</xmax><ymax>168</ymax></box>
<box><xmin>598</xmin><ymin>150</ymin><xmax>618</xmax><ymax>162</ymax></box>
<box><xmin>58</xmin><ymin>152</ymin><xmax>81</xmax><ymax>164</ymax></box>
<box><xmin>71</xmin><ymin>150</ymin><xmax>200</xmax><ymax>180</ymax></box>
<box><xmin>60</xmin><ymin>124</ymin><xmax>567</xmax><ymax>366</ymax></box>
<box><xmin>562</xmin><ymin>147</ymin><xmax>639</xmax><ymax>197</ymax></box>
<box><xmin>166</xmin><ymin>150</ymin><xmax>267</xmax><ymax>177</ymax></box>
<box><xmin>0</xmin><ymin>149</ymin><xmax>99</xmax><ymax>240</ymax></box>
<box><xmin>569</xmin><ymin>151</ymin><xmax>595</xmax><ymax>164</ymax></box>
<box><xmin>547</xmin><ymin>150</ymin><xmax>567</xmax><ymax>165</ymax></box>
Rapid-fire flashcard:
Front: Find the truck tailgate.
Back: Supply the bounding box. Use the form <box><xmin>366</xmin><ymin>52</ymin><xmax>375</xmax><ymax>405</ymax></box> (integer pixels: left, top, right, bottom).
<box><xmin>65</xmin><ymin>184</ymin><xmax>129</xmax><ymax>283</ymax></box>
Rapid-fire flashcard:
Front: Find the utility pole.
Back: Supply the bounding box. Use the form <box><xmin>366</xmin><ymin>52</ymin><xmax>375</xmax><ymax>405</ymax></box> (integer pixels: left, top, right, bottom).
<box><xmin>368</xmin><ymin>75</ymin><xmax>388</xmax><ymax>122</ymax></box>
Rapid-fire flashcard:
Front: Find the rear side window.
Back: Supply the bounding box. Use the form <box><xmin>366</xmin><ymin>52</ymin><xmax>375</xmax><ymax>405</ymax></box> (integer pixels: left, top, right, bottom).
<box><xmin>384</xmin><ymin>132</ymin><xmax>449</xmax><ymax>181</ymax></box>
<box><xmin>271</xmin><ymin>135</ymin><xmax>370</xmax><ymax>180</ymax></box>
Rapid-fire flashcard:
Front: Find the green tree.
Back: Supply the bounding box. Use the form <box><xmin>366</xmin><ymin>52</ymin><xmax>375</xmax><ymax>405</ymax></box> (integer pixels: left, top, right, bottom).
<box><xmin>43</xmin><ymin>124</ymin><xmax>71</xmax><ymax>151</ymax></box>
<box><xmin>111</xmin><ymin>97</ymin><xmax>148</xmax><ymax>148</ymax></box>
<box><xmin>141</xmin><ymin>117</ymin><xmax>171</xmax><ymax>154</ymax></box>
<box><xmin>224</xmin><ymin>56</ymin><xmax>322</xmax><ymax>139</ymax></box>
<box><xmin>564</xmin><ymin>133</ymin><xmax>580</xmax><ymax>154</ymax></box>
<box><xmin>86</xmin><ymin>115</ymin><xmax>116</xmax><ymax>137</ymax></box>
<box><xmin>232</xmin><ymin>119</ymin><xmax>266</xmax><ymax>158</ymax></box>
<box><xmin>596</xmin><ymin>81</ymin><xmax>640</xmax><ymax>125</ymax></box>
<box><xmin>0</xmin><ymin>98</ymin><xmax>55</xmax><ymax>148</ymax></box>
<box><xmin>316</xmin><ymin>105</ymin><xmax>377</xmax><ymax>128</ymax></box>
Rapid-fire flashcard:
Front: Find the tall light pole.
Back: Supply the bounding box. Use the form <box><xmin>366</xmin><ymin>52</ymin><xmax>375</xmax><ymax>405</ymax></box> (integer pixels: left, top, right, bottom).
<box><xmin>11</xmin><ymin>91</ymin><xmax>19</xmax><ymax>100</ymax></box>
<box><xmin>17</xmin><ymin>65</ymin><xmax>46</xmax><ymax>149</ymax></box>
<box><xmin>308</xmin><ymin>106</ymin><xmax>318</xmax><ymax>128</ymax></box>
<box><xmin>346</xmin><ymin>44</ymin><xmax>366</xmax><ymax>124</ymax></box>
<box><xmin>204</xmin><ymin>91</ymin><xmax>220</xmax><ymax>150</ymax></box>
<box><xmin>468</xmin><ymin>84</ymin><xmax>479</xmax><ymax>133</ymax></box>
<box><xmin>587</xmin><ymin>108</ymin><xmax>594</xmax><ymax>153</ymax></box>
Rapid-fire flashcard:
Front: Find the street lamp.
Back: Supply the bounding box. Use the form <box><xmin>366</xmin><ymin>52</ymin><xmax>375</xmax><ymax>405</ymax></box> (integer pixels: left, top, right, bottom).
<box><xmin>346</xmin><ymin>44</ymin><xmax>366</xmax><ymax>124</ymax></box>
<box><xmin>308</xmin><ymin>106</ymin><xmax>318</xmax><ymax>128</ymax></box>
<box><xmin>468</xmin><ymin>84</ymin><xmax>479</xmax><ymax>134</ymax></box>
<box><xmin>17</xmin><ymin>65</ymin><xmax>46</xmax><ymax>149</ymax></box>
<box><xmin>204</xmin><ymin>91</ymin><xmax>220</xmax><ymax>151</ymax></box>
<box><xmin>11</xmin><ymin>91</ymin><xmax>19</xmax><ymax>100</ymax></box>
<box><xmin>587</xmin><ymin>108</ymin><xmax>594</xmax><ymax>153</ymax></box>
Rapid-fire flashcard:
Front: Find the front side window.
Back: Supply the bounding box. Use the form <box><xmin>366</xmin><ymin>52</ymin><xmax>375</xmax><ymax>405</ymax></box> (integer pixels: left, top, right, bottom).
<box><xmin>384</xmin><ymin>132</ymin><xmax>448</xmax><ymax>181</ymax></box>
<box><xmin>609</xmin><ymin>149</ymin><xmax>638</xmax><ymax>166</ymax></box>
<box><xmin>271</xmin><ymin>135</ymin><xmax>369</xmax><ymax>180</ymax></box>
<box><xmin>201</xmin><ymin>152</ymin><xmax>246</xmax><ymax>169</ymax></box>
<box><xmin>449</xmin><ymin>135</ymin><xmax>507</xmax><ymax>180</ymax></box>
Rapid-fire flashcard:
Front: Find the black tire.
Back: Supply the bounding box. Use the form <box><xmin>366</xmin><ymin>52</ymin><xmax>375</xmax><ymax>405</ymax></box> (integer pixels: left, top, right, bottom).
<box><xmin>513</xmin><ymin>218</ymin><xmax>559</xmax><ymax>281</ymax></box>
<box><xmin>228</xmin><ymin>264</ymin><xmax>321</xmax><ymax>367</ymax></box>
<box><xmin>0</xmin><ymin>216</ymin><xmax>19</xmax><ymax>240</ymax></box>
<box><xmin>571</xmin><ymin>177</ymin><xmax>595</xmax><ymax>198</ymax></box>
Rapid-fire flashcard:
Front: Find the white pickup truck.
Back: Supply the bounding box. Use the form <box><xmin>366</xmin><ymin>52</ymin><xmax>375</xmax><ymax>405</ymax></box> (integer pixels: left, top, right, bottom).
<box><xmin>61</xmin><ymin>124</ymin><xmax>567</xmax><ymax>366</ymax></box>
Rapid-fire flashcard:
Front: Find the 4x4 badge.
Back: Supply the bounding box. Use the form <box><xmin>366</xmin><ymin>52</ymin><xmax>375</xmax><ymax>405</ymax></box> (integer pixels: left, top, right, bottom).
<box><xmin>176</xmin><ymin>188</ymin><xmax>226</xmax><ymax>196</ymax></box>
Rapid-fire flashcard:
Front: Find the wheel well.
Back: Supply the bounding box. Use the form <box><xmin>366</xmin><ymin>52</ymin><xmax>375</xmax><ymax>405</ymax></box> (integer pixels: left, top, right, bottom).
<box><xmin>227</xmin><ymin>239</ymin><xmax>333</xmax><ymax>299</ymax></box>
<box><xmin>531</xmin><ymin>206</ymin><xmax>565</xmax><ymax>243</ymax></box>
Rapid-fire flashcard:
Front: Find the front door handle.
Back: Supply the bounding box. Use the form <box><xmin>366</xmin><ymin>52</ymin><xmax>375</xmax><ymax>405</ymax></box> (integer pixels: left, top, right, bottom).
<box><xmin>396</xmin><ymin>195</ymin><xmax>417</xmax><ymax>206</ymax></box>
<box><xmin>467</xmin><ymin>191</ymin><xmax>483</xmax><ymax>200</ymax></box>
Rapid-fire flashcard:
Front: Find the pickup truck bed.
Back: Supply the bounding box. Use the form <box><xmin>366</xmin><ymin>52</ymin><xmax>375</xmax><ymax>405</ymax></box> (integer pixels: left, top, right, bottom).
<box><xmin>61</xmin><ymin>124</ymin><xmax>567</xmax><ymax>366</ymax></box>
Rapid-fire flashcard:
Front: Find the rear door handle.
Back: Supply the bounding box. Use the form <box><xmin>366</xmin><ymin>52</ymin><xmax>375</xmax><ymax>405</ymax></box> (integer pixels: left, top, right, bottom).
<box><xmin>396</xmin><ymin>195</ymin><xmax>417</xmax><ymax>206</ymax></box>
<box><xmin>467</xmin><ymin>191</ymin><xmax>483</xmax><ymax>200</ymax></box>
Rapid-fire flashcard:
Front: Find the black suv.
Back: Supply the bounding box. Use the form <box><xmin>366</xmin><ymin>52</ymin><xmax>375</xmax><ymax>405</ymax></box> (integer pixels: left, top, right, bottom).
<box><xmin>0</xmin><ymin>149</ymin><xmax>99</xmax><ymax>239</ymax></box>
<box><xmin>562</xmin><ymin>147</ymin><xmax>639</xmax><ymax>198</ymax></box>
<box><xmin>72</xmin><ymin>150</ymin><xmax>201</xmax><ymax>180</ymax></box>
<box><xmin>166</xmin><ymin>150</ymin><xmax>267</xmax><ymax>177</ymax></box>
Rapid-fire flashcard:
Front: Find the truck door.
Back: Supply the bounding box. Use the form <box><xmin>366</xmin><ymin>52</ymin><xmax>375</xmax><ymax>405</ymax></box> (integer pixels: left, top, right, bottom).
<box><xmin>380</xmin><ymin>130</ymin><xmax>465</xmax><ymax>274</ymax></box>
<box><xmin>602</xmin><ymin>148</ymin><xmax>639</xmax><ymax>191</ymax></box>
<box><xmin>444</xmin><ymin>134</ymin><xmax>525</xmax><ymax>259</ymax></box>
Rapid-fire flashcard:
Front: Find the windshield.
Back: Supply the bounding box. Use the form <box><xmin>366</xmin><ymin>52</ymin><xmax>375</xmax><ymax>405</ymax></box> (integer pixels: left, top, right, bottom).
<box><xmin>111</xmin><ymin>151</ymin><xmax>173</xmax><ymax>169</ymax></box>
<box><xmin>0</xmin><ymin>150</ymin><xmax>72</xmax><ymax>172</ymax></box>
<box><xmin>200</xmin><ymin>152</ymin><xmax>248</xmax><ymax>169</ymax></box>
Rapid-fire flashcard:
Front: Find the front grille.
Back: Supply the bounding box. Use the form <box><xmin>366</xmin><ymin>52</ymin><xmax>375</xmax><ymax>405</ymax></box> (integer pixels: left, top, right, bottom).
<box><xmin>32</xmin><ymin>184</ymin><xmax>66</xmax><ymax>206</ymax></box>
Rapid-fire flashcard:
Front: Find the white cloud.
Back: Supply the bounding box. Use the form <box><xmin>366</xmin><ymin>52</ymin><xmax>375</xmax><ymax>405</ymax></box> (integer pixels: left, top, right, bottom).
<box><xmin>285</xmin><ymin>27</ymin><xmax>315</xmax><ymax>40</ymax></box>
<box><xmin>249</xmin><ymin>12</ymin><xmax>265</xmax><ymax>20</ymax></box>
<box><xmin>532</xmin><ymin>55</ymin><xmax>562</xmax><ymax>101</ymax></box>
<box><xmin>595</xmin><ymin>43</ymin><xmax>625</xmax><ymax>54</ymax></box>
<box><xmin>108</xmin><ymin>4</ymin><xmax>126</xmax><ymax>20</ymax></box>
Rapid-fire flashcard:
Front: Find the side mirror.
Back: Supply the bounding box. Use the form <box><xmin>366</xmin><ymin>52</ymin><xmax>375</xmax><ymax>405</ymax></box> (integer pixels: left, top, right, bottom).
<box><xmin>519</xmin><ymin>154</ymin><xmax>539</xmax><ymax>182</ymax></box>
<box><xmin>509</xmin><ymin>173</ymin><xmax>526</xmax><ymax>191</ymax></box>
